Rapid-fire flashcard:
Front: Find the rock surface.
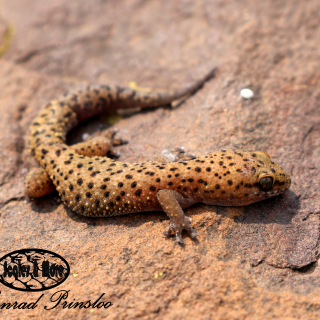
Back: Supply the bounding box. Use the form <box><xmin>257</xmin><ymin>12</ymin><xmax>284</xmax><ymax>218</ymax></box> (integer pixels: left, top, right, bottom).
<box><xmin>0</xmin><ymin>0</ymin><xmax>319</xmax><ymax>319</ymax></box>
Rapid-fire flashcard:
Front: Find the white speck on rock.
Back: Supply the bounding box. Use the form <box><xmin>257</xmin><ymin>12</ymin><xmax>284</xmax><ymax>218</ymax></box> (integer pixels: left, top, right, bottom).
<box><xmin>240</xmin><ymin>88</ymin><xmax>254</xmax><ymax>99</ymax></box>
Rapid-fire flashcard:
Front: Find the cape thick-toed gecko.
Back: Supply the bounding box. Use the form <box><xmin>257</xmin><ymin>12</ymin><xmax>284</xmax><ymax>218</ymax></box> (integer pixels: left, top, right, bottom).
<box><xmin>25</xmin><ymin>68</ymin><xmax>291</xmax><ymax>243</ymax></box>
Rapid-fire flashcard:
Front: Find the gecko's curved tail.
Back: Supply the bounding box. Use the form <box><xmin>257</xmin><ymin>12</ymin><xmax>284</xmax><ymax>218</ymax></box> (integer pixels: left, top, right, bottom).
<box><xmin>29</xmin><ymin>67</ymin><xmax>217</xmax><ymax>162</ymax></box>
<box><xmin>63</xmin><ymin>66</ymin><xmax>218</xmax><ymax>120</ymax></box>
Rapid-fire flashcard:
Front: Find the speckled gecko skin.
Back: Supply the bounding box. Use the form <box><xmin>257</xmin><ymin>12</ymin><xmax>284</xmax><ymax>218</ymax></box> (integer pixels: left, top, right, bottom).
<box><xmin>25</xmin><ymin>68</ymin><xmax>291</xmax><ymax>243</ymax></box>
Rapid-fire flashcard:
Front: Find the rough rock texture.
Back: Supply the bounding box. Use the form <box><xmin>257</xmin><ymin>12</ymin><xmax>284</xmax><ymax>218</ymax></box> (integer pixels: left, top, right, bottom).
<box><xmin>0</xmin><ymin>0</ymin><xmax>319</xmax><ymax>319</ymax></box>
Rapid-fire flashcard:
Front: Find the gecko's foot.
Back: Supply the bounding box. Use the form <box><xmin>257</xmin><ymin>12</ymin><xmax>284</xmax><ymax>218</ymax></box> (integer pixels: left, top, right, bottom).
<box><xmin>163</xmin><ymin>216</ymin><xmax>197</xmax><ymax>244</ymax></box>
<box><xmin>71</xmin><ymin>128</ymin><xmax>128</xmax><ymax>158</ymax></box>
<box><xmin>162</xmin><ymin>147</ymin><xmax>196</xmax><ymax>162</ymax></box>
<box><xmin>104</xmin><ymin>128</ymin><xmax>129</xmax><ymax>146</ymax></box>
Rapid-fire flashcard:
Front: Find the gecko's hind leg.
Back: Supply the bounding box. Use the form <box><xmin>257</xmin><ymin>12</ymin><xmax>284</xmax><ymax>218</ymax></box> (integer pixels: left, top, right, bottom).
<box><xmin>24</xmin><ymin>167</ymin><xmax>56</xmax><ymax>198</ymax></box>
<box><xmin>70</xmin><ymin>128</ymin><xmax>128</xmax><ymax>157</ymax></box>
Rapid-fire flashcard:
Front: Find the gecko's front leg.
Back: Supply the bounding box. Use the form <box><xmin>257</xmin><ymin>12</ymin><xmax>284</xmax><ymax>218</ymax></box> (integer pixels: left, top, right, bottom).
<box><xmin>157</xmin><ymin>189</ymin><xmax>197</xmax><ymax>244</ymax></box>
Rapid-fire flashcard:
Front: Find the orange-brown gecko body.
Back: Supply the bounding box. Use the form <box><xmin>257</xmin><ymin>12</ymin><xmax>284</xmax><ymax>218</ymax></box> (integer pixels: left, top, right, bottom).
<box><xmin>25</xmin><ymin>68</ymin><xmax>291</xmax><ymax>243</ymax></box>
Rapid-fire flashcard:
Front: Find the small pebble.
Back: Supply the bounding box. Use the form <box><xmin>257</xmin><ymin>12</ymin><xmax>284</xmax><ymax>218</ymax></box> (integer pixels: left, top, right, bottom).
<box><xmin>240</xmin><ymin>88</ymin><xmax>254</xmax><ymax>99</ymax></box>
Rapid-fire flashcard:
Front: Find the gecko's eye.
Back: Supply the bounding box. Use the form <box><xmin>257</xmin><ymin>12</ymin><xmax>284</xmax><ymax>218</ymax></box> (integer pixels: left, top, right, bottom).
<box><xmin>259</xmin><ymin>177</ymin><xmax>273</xmax><ymax>191</ymax></box>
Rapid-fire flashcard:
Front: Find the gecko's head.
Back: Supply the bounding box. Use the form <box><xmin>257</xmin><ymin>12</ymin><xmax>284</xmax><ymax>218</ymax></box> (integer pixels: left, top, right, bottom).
<box><xmin>233</xmin><ymin>150</ymin><xmax>291</xmax><ymax>205</ymax></box>
<box><xmin>202</xmin><ymin>150</ymin><xmax>291</xmax><ymax>206</ymax></box>
<box><xmin>253</xmin><ymin>150</ymin><xmax>291</xmax><ymax>195</ymax></box>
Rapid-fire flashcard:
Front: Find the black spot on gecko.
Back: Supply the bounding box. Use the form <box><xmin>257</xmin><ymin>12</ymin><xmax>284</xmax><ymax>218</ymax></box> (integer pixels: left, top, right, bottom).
<box><xmin>195</xmin><ymin>167</ymin><xmax>201</xmax><ymax>173</ymax></box>
<box><xmin>77</xmin><ymin>178</ymin><xmax>83</xmax><ymax>186</ymax></box>
<box><xmin>135</xmin><ymin>189</ymin><xmax>142</xmax><ymax>196</ymax></box>
<box><xmin>91</xmin><ymin>171</ymin><xmax>101</xmax><ymax>177</ymax></box>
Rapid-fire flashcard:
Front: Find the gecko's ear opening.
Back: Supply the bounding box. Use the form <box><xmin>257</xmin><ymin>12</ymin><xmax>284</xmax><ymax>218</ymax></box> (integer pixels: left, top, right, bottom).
<box><xmin>259</xmin><ymin>176</ymin><xmax>273</xmax><ymax>191</ymax></box>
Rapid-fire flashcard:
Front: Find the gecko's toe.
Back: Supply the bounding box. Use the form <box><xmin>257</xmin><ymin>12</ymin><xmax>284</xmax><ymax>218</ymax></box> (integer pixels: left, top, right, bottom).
<box><xmin>104</xmin><ymin>128</ymin><xmax>129</xmax><ymax>146</ymax></box>
<box><xmin>164</xmin><ymin>216</ymin><xmax>196</xmax><ymax>243</ymax></box>
<box><xmin>163</xmin><ymin>225</ymin><xmax>174</xmax><ymax>238</ymax></box>
<box><xmin>163</xmin><ymin>224</ymin><xmax>184</xmax><ymax>244</ymax></box>
<box><xmin>183</xmin><ymin>216</ymin><xmax>197</xmax><ymax>239</ymax></box>
<box><xmin>175</xmin><ymin>232</ymin><xmax>184</xmax><ymax>245</ymax></box>
<box><xmin>188</xmin><ymin>228</ymin><xmax>198</xmax><ymax>239</ymax></box>
<box><xmin>105</xmin><ymin>128</ymin><xmax>119</xmax><ymax>140</ymax></box>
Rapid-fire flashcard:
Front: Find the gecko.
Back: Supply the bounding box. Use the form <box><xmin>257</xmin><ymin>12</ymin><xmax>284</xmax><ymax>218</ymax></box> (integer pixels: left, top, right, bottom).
<box><xmin>24</xmin><ymin>67</ymin><xmax>291</xmax><ymax>244</ymax></box>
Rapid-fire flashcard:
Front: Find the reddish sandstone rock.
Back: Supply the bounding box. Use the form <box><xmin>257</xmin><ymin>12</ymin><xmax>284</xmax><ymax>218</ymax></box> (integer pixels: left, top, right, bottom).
<box><xmin>0</xmin><ymin>0</ymin><xmax>319</xmax><ymax>319</ymax></box>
